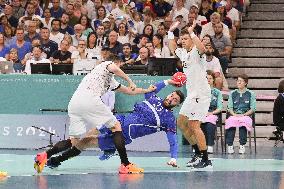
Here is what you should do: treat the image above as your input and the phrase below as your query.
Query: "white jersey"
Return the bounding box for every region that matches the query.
[175,46,210,98]
[74,61,120,97]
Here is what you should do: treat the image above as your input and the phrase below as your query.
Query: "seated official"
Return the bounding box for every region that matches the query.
[50,39,72,64]
[24,46,51,74]
[201,70,223,154]
[71,39,94,64]
[225,74,256,154]
[118,43,138,65]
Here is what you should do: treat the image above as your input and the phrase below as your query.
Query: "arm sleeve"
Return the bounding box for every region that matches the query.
[166,131,178,159]
[144,80,167,99]
[217,90,223,110]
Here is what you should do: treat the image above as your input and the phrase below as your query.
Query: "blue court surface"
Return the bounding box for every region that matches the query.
[0,147,284,189]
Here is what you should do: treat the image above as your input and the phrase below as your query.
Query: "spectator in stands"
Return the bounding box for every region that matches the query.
[60,12,75,35]
[107,30,123,55]
[153,0,172,19]
[142,24,154,41]
[41,8,54,30]
[117,22,131,44]
[226,0,241,42]
[152,34,171,58]
[65,3,79,27]
[183,12,202,37]
[86,32,101,60]
[119,43,138,65]
[199,0,214,22]
[92,5,107,30]
[22,39,47,66]
[212,22,232,73]
[72,24,87,47]
[157,24,169,47]
[111,0,127,19]
[50,39,72,64]
[200,12,230,39]
[201,70,223,154]
[3,4,18,28]
[50,0,64,19]
[203,42,227,90]
[145,41,156,58]
[0,15,15,34]
[73,0,88,18]
[24,20,41,43]
[50,19,64,45]
[7,48,23,72]
[11,0,25,20]
[40,27,58,59]
[0,33,9,58]
[101,17,112,37]
[138,10,156,35]
[24,46,51,74]
[3,25,14,47]
[30,0,43,16]
[95,24,107,48]
[225,74,256,154]
[132,34,149,54]
[134,46,149,65]
[171,0,189,23]
[9,27,32,61]
[33,15,44,33]
[71,39,94,63]
[79,15,93,37]
[19,3,35,26]
[63,34,77,53]
[216,1,233,32]
[273,80,284,133]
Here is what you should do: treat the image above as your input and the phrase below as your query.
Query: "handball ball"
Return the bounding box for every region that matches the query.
[172,72,186,87]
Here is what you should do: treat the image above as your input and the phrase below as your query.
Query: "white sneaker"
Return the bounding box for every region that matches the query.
[239,145,246,154]
[207,146,213,154]
[228,145,234,154]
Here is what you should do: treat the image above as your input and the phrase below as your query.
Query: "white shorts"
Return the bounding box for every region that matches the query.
[68,92,117,137]
[179,96,210,122]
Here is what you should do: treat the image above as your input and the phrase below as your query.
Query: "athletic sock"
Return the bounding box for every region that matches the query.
[56,146,81,163]
[113,131,130,166]
[201,150,208,161]
[46,139,72,159]
[192,144,201,155]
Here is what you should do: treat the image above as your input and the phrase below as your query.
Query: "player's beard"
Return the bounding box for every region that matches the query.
[163,99,175,110]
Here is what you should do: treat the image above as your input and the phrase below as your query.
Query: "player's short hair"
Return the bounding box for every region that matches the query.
[237,73,249,86]
[106,54,122,62]
[278,80,284,93]
[174,90,185,104]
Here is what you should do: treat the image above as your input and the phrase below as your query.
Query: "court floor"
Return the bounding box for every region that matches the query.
[0,146,284,189]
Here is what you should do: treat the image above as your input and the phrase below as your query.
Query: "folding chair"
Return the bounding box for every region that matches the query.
[224,112,256,154]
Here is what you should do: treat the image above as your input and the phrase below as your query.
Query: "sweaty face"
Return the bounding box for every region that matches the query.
[163,92,181,109]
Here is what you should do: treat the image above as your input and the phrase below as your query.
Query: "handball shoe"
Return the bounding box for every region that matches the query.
[119,163,144,174]
[34,152,47,173]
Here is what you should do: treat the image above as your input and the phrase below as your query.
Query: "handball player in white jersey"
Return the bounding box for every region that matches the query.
[168,20,212,169]
[34,54,155,174]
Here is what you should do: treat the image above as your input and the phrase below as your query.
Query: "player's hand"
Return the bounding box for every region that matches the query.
[169,21,180,32]
[167,158,178,167]
[188,20,196,34]
[168,79,180,86]
[128,81,136,91]
[147,85,157,92]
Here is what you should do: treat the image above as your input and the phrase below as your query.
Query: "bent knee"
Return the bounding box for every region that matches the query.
[177,115,188,130]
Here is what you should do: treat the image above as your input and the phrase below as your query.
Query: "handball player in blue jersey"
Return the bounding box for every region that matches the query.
[98,79,185,167]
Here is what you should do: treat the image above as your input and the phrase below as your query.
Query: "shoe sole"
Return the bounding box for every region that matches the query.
[34,159,47,173]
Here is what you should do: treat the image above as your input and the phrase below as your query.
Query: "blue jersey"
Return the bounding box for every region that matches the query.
[98,81,178,159]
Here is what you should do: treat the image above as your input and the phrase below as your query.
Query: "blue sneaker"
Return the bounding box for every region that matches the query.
[99,150,116,161]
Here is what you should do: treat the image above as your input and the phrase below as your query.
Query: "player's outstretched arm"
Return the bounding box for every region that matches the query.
[116,84,156,95]
[188,20,205,54]
[107,63,136,91]
[168,21,180,55]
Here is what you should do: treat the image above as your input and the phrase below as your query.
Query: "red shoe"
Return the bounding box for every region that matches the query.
[118,163,144,174]
[34,152,47,173]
